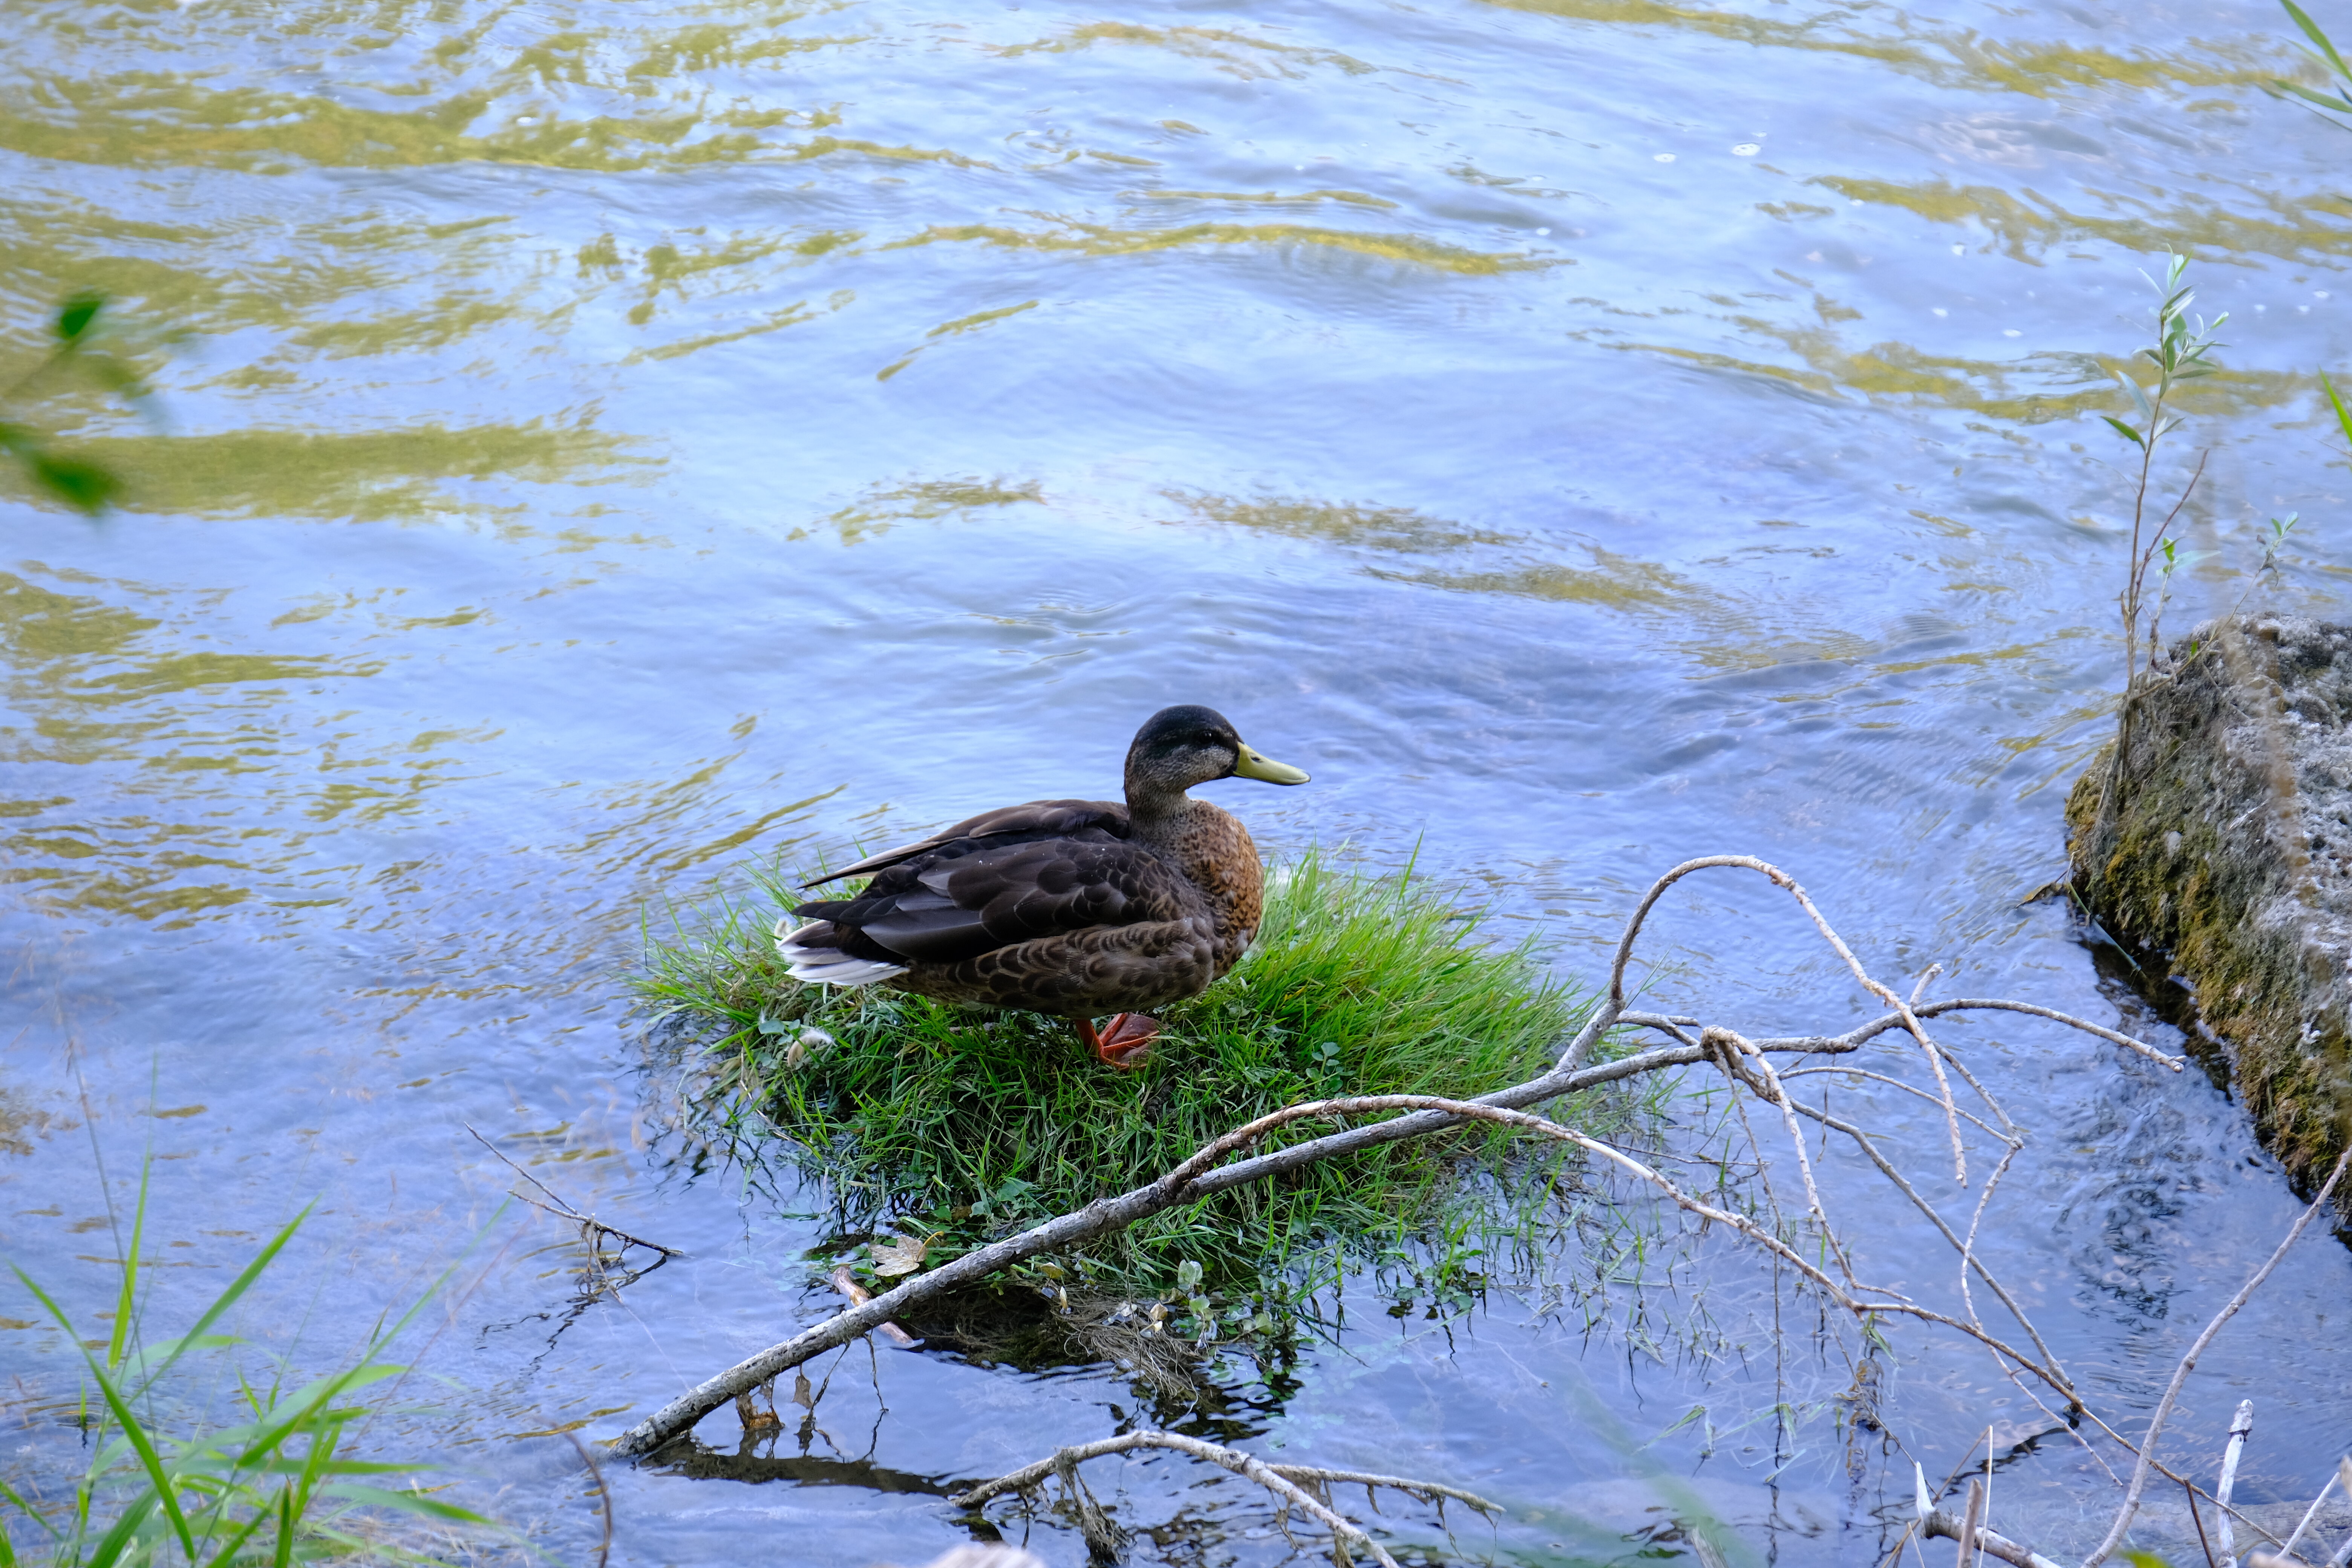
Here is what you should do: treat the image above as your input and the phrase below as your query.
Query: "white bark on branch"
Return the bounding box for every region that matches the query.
[948,1430,1498,1568]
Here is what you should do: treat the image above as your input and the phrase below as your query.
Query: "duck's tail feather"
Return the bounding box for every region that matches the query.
[774,917,909,986]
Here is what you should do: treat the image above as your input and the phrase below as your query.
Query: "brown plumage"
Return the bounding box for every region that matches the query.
[775,705,1309,1067]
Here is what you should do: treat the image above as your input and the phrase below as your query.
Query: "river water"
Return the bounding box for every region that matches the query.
[6,0,2352,1561]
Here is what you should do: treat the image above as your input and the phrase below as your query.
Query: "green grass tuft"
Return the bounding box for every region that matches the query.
[639,849,1599,1304]
[2,1177,497,1568]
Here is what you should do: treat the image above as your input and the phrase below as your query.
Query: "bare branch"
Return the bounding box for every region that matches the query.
[1918,1501,2064,1568]
[2217,1400,2254,1568]
[829,1264,919,1348]
[467,1125,686,1259]
[949,1431,1479,1568]
[1703,1027,1856,1286]
[2085,1145,2352,1567]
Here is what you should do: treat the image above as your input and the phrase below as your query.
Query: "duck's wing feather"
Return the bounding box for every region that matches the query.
[791,837,1193,966]
[800,798,1128,888]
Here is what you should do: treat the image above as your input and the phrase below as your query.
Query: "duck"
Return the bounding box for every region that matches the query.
[773,705,1311,1068]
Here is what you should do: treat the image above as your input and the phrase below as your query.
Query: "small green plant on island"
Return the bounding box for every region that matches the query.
[2100,250,2227,696]
[0,1174,495,1568]
[2,293,146,517]
[2089,251,2349,831]
[640,850,1615,1334]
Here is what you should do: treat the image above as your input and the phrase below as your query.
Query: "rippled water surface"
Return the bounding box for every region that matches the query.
[7,0,2352,1560]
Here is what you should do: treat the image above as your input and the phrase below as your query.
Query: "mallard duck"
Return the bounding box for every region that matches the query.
[774,705,1310,1067]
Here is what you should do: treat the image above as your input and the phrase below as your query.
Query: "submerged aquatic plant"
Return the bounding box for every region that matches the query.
[0,1176,495,1568]
[639,850,1603,1305]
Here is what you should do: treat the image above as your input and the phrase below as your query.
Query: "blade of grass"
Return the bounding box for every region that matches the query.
[13,1269,196,1560]
[126,1205,312,1398]
[2284,0,2352,78]
[2323,370,2352,447]
[0,1475,62,1542]
[107,1162,149,1373]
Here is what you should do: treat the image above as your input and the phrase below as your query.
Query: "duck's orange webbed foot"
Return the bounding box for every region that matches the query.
[1075,1014,1161,1069]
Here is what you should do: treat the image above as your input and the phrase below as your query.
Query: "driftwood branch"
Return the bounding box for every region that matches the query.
[829,1263,919,1347]
[951,1431,1472,1568]
[949,1430,1501,1567]
[1917,1494,2063,1567]
[2084,1144,2352,1567]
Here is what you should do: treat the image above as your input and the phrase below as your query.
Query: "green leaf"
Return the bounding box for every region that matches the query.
[11,1271,197,1559]
[81,1488,162,1568]
[129,1205,310,1398]
[271,1483,294,1568]
[2275,78,2352,112]
[2284,0,2352,80]
[2323,371,2352,449]
[322,1484,495,1525]
[194,1499,276,1568]
[2115,369,2153,421]
[0,1474,61,1541]
[56,292,104,344]
[2102,416,2145,447]
[30,455,122,514]
[110,1163,149,1370]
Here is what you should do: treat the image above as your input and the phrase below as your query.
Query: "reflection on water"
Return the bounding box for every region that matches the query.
[6,0,2352,1559]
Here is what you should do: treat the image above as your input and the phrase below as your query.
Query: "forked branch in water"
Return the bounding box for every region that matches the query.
[950,1430,1502,1568]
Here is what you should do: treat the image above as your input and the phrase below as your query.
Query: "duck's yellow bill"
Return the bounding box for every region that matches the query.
[1233,742,1311,785]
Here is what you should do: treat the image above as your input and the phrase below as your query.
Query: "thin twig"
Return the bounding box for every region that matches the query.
[1774,1065,2011,1142]
[951,1431,1462,1568]
[466,1125,685,1258]
[2085,1145,2352,1566]
[1958,1142,2022,1337]
[1263,1467,1500,1516]
[1605,856,1969,1181]
[565,1433,612,1568]
[2190,1474,2221,1568]
[1704,1027,1858,1288]
[1784,1099,2071,1395]
[2278,1464,2340,1561]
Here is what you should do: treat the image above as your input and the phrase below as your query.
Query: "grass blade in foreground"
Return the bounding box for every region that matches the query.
[0,1196,498,1567]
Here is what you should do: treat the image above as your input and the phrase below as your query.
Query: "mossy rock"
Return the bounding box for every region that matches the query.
[2066,615,2352,1205]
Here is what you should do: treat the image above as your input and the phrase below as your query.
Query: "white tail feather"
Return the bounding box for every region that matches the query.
[774,918,908,987]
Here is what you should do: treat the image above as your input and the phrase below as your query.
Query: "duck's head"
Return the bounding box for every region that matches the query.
[1124,704,1310,805]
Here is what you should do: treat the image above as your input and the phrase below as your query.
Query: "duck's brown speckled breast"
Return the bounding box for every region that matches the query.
[1168,799,1264,975]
